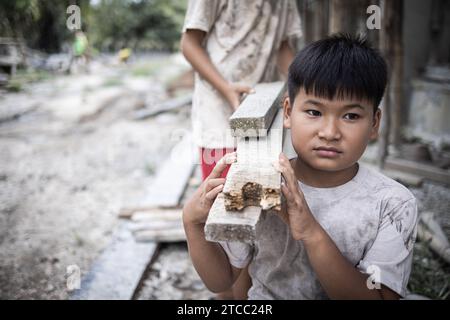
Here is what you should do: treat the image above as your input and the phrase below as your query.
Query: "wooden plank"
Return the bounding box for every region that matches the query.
[133,94,192,120]
[384,157,450,186]
[204,194,262,244]
[134,228,186,243]
[70,221,158,300]
[223,109,284,211]
[131,208,182,222]
[129,220,183,232]
[129,209,184,243]
[229,82,285,137]
[143,133,196,207]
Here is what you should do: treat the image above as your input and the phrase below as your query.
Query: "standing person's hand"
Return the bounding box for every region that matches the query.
[183,152,237,226]
[223,83,255,111]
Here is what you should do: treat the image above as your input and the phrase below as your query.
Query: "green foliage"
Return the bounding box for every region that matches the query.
[4,69,52,92]
[88,0,187,52]
[0,0,186,53]
[408,241,450,300]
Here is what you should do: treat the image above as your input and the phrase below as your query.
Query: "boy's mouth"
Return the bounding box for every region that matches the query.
[313,146,342,158]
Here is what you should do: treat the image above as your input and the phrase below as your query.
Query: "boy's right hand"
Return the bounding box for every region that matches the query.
[223,83,255,111]
[183,152,237,226]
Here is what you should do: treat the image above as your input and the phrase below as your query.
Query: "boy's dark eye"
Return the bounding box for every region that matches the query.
[306,110,321,117]
[344,113,360,120]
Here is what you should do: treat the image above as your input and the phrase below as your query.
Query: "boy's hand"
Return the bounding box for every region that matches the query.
[223,83,255,111]
[274,153,322,242]
[183,152,237,226]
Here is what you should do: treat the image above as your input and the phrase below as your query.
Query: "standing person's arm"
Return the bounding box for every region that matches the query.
[181,30,254,110]
[277,39,296,77]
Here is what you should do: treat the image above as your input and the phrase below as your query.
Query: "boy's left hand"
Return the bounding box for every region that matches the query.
[274,153,322,243]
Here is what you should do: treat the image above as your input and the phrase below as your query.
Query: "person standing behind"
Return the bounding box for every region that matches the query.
[180,0,302,299]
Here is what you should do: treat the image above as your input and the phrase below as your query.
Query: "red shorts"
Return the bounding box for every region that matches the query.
[200,147,236,181]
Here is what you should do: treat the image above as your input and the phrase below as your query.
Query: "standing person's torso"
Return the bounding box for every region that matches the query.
[183,0,302,148]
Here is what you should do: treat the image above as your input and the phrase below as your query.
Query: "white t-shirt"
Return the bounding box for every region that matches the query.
[182,0,302,148]
[220,164,418,299]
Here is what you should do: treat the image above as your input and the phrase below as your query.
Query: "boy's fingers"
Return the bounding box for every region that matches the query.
[281,183,294,204]
[208,152,237,179]
[278,153,298,194]
[204,178,226,193]
[278,202,290,225]
[205,184,224,201]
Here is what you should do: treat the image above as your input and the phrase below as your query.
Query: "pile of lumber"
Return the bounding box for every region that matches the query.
[205,82,286,244]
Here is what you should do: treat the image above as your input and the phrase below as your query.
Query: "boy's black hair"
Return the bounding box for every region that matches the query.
[287,33,387,111]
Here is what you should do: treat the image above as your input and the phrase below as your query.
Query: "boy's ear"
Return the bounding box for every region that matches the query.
[283,97,292,129]
[370,108,382,140]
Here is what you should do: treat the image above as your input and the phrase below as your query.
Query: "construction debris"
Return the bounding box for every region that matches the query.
[129,208,185,243]
[143,133,196,208]
[70,221,158,300]
[384,157,450,186]
[133,94,192,120]
[417,211,450,264]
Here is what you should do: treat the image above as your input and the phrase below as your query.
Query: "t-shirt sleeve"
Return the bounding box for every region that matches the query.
[182,0,223,33]
[219,241,254,269]
[283,0,303,40]
[357,197,418,297]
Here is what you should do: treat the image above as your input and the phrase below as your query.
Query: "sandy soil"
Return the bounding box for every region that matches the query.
[0,54,191,299]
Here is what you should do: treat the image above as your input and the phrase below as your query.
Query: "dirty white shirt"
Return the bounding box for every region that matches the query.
[182,0,302,148]
[220,164,419,299]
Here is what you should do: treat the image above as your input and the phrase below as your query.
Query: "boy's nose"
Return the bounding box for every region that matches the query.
[318,119,342,141]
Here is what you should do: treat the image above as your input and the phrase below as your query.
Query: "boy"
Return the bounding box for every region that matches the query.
[181,0,302,299]
[183,34,418,299]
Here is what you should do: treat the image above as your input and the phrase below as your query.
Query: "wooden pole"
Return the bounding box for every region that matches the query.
[377,0,404,168]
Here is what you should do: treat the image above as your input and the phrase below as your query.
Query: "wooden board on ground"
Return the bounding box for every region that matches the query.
[143,133,196,208]
[204,194,262,244]
[70,221,157,300]
[223,109,284,212]
[229,82,285,137]
[384,157,450,186]
[133,94,192,120]
[128,208,185,243]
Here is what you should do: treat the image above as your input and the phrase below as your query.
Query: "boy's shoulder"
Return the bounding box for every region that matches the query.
[358,163,417,213]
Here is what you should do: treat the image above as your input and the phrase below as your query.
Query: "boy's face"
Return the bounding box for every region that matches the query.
[283,88,381,172]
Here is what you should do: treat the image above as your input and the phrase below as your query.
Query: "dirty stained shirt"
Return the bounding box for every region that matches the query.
[220,164,419,299]
[182,0,302,148]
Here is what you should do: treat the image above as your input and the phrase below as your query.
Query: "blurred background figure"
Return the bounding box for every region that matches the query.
[118,47,132,64]
[70,30,90,73]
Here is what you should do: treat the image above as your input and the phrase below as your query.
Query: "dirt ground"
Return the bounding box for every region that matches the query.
[0,54,449,300]
[0,54,192,299]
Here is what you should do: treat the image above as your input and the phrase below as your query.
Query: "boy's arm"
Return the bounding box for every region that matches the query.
[277,40,296,77]
[184,221,242,292]
[180,29,254,110]
[301,229,401,299]
[182,152,243,292]
[276,153,400,300]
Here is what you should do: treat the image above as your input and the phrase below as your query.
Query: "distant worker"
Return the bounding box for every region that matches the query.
[71,31,90,73]
[118,47,132,64]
